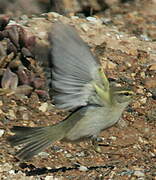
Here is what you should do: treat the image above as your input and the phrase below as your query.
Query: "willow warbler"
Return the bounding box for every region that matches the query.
[8,22,134,160]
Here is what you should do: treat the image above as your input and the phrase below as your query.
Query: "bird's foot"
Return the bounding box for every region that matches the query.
[91,137,103,153]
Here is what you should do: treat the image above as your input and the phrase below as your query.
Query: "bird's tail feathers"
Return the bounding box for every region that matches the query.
[8,124,65,160]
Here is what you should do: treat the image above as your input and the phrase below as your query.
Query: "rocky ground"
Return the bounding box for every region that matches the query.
[0,0,156,179]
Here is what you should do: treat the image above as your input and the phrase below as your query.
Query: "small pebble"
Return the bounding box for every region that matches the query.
[146,92,152,97]
[133,101,141,109]
[76,151,85,157]
[38,152,49,158]
[110,136,117,141]
[47,12,62,19]
[134,170,145,177]
[140,72,146,78]
[139,97,147,104]
[65,153,73,158]
[38,102,48,112]
[125,62,132,67]
[0,129,4,137]
[149,63,156,70]
[19,106,27,111]
[86,16,101,24]
[107,61,117,69]
[20,15,29,21]
[0,163,12,173]
[149,151,155,157]
[22,112,29,120]
[8,20,19,26]
[138,137,148,144]
[80,23,89,32]
[140,34,151,41]
[9,169,15,174]
[119,169,134,176]
[144,127,150,133]
[117,118,128,128]
[71,16,79,19]
[45,176,54,180]
[51,145,62,151]
[131,73,136,77]
[45,176,63,180]
[101,17,111,24]
[78,165,88,172]
[7,109,16,120]
[136,88,144,94]
[133,144,141,150]
[86,16,97,22]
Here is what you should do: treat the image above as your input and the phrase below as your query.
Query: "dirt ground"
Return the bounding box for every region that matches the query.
[0,0,156,179]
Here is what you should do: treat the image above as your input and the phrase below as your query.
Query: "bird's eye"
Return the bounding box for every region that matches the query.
[123,92,130,96]
[114,90,134,96]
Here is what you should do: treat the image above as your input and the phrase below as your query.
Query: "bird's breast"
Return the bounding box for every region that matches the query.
[65,105,124,141]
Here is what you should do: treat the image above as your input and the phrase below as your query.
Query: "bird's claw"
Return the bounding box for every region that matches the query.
[91,136,103,153]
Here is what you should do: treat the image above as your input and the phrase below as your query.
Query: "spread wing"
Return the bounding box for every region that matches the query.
[49,22,102,110]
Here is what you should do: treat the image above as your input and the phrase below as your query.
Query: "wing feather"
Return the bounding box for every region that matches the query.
[49,22,101,109]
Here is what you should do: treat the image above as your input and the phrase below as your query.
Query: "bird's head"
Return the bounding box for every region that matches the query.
[93,67,134,106]
[111,87,134,104]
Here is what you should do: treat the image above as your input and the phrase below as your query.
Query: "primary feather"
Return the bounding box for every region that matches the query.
[49,23,102,109]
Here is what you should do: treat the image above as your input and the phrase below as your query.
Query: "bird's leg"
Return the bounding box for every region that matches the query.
[91,136,103,153]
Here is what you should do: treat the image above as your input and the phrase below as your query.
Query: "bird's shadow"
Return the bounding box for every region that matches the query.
[19,162,115,176]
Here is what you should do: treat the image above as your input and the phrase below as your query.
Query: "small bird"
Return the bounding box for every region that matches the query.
[8,22,134,161]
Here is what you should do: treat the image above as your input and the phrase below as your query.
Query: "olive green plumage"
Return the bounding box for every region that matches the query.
[8,22,134,160]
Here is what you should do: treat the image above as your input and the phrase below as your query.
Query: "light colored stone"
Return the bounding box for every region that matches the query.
[140,72,146,78]
[80,23,89,32]
[46,12,62,19]
[9,169,15,174]
[110,136,117,141]
[45,176,54,180]
[136,87,144,94]
[22,112,29,120]
[102,60,117,69]
[139,97,147,104]
[86,16,97,22]
[38,152,49,158]
[138,137,148,144]
[149,63,156,70]
[78,165,88,172]
[0,163,12,173]
[38,102,48,112]
[134,170,145,177]
[45,176,63,180]
[76,151,85,157]
[65,153,72,158]
[7,109,16,120]
[0,129,4,137]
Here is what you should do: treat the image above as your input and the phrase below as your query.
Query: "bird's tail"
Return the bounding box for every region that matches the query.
[7,123,66,161]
